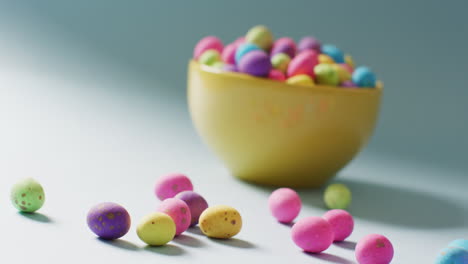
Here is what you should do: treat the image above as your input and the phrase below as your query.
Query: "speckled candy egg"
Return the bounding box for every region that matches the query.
[356,234,394,264]
[270,37,296,58]
[154,173,193,201]
[238,50,272,77]
[324,183,352,209]
[449,239,468,250]
[352,66,377,88]
[333,64,352,83]
[298,36,321,53]
[323,209,354,242]
[287,50,319,78]
[175,191,209,226]
[321,44,345,63]
[87,202,131,240]
[157,198,191,236]
[286,74,315,86]
[245,25,273,50]
[235,43,261,64]
[314,63,340,86]
[436,246,468,264]
[137,212,176,246]
[193,36,223,60]
[199,205,242,239]
[11,178,45,213]
[198,49,221,66]
[291,216,334,253]
[271,53,291,74]
[268,188,302,223]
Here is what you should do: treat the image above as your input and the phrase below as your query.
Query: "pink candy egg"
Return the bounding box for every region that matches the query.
[291,216,334,253]
[268,188,301,223]
[355,234,394,264]
[157,198,191,236]
[323,209,354,242]
[287,50,319,78]
[193,36,223,60]
[154,173,193,201]
[268,69,286,82]
[222,43,238,64]
[271,37,296,58]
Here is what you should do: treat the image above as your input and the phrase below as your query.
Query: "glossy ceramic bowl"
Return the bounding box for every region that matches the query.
[188,61,382,187]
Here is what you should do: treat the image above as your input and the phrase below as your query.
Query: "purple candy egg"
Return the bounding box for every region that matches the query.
[298,36,321,53]
[341,80,357,88]
[223,64,238,72]
[87,202,131,240]
[238,50,271,77]
[175,191,209,226]
[271,37,296,58]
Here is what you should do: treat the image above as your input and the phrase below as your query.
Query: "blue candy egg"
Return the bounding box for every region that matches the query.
[435,246,468,264]
[449,239,468,251]
[321,44,344,63]
[235,43,261,64]
[352,66,377,88]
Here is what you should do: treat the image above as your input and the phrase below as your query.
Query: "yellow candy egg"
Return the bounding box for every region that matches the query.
[199,205,242,239]
[318,54,335,64]
[286,74,315,86]
[344,54,355,68]
[332,64,352,82]
[137,212,176,246]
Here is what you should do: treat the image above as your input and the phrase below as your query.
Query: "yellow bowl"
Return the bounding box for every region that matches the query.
[187,61,382,188]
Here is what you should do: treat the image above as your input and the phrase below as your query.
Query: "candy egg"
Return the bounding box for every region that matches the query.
[223,64,238,72]
[222,43,237,64]
[157,198,191,236]
[245,25,273,50]
[271,53,291,74]
[268,69,286,82]
[345,54,355,68]
[198,49,221,66]
[332,64,352,83]
[298,36,321,52]
[270,37,296,58]
[318,54,335,64]
[137,212,176,246]
[268,188,301,223]
[287,50,319,78]
[154,173,193,201]
[11,178,45,213]
[352,66,377,88]
[339,63,354,74]
[238,50,271,77]
[211,61,225,70]
[314,63,340,86]
[435,246,468,264]
[199,205,242,239]
[323,183,352,209]
[235,43,261,64]
[291,216,334,253]
[355,234,394,264]
[193,36,223,60]
[321,44,345,63]
[175,191,209,226]
[87,202,131,240]
[449,239,468,250]
[286,74,315,86]
[323,209,354,242]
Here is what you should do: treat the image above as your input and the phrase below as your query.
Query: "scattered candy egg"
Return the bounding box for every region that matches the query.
[199,205,242,239]
[87,202,131,240]
[223,64,238,72]
[341,80,357,88]
[286,74,315,86]
[355,234,394,264]
[314,63,340,86]
[323,209,354,242]
[435,246,468,264]
[298,36,321,52]
[321,44,345,63]
[245,25,273,50]
[235,43,261,64]
[318,54,335,64]
[332,64,352,83]
[222,43,237,64]
[271,37,296,58]
[271,53,291,74]
[324,183,352,209]
[449,239,468,250]
[193,36,223,60]
[198,49,221,66]
[137,212,176,246]
[345,54,355,68]
[175,191,209,226]
[11,178,45,213]
[291,216,334,253]
[352,66,377,88]
[238,50,272,77]
[268,188,301,223]
[157,198,191,236]
[154,173,193,201]
[268,69,286,81]
[287,50,319,78]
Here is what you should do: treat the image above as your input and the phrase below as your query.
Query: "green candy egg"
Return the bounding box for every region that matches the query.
[198,49,221,66]
[271,53,291,74]
[246,25,273,50]
[323,183,351,209]
[11,178,45,213]
[314,63,340,86]
[211,61,225,70]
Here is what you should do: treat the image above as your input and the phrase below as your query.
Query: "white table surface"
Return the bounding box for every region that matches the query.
[0,28,467,264]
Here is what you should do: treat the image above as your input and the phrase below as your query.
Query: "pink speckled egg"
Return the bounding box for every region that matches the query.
[157,198,191,236]
[287,50,319,78]
[268,69,286,82]
[193,36,223,60]
[222,43,238,64]
[268,188,301,223]
[291,216,334,253]
[154,173,193,201]
[355,234,394,264]
[323,209,354,242]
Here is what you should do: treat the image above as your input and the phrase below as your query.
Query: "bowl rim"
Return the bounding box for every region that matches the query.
[189,60,383,93]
